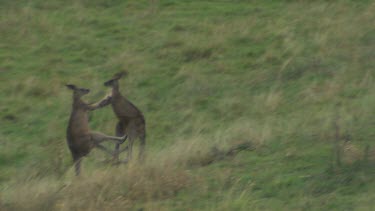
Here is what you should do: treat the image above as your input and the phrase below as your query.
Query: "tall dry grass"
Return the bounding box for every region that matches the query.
[1,127,260,210]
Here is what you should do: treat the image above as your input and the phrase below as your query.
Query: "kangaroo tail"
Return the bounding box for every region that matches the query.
[139,131,146,162]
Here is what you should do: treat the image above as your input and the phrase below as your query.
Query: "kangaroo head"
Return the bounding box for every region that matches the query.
[104,71,128,87]
[66,84,90,97]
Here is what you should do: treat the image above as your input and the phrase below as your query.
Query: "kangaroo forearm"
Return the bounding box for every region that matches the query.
[87,94,112,110]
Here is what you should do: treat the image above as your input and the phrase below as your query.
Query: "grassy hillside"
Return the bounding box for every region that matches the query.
[0,0,374,210]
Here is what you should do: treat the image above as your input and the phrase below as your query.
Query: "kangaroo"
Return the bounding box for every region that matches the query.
[66,84,127,175]
[102,72,146,163]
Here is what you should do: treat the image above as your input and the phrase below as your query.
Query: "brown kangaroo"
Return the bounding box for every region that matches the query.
[102,72,146,163]
[66,84,127,175]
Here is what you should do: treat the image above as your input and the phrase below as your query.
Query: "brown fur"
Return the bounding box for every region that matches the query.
[103,72,146,163]
[66,84,127,175]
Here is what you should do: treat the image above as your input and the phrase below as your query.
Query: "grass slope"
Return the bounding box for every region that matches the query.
[0,0,374,210]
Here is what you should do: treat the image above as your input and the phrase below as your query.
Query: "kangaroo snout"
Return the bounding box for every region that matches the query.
[104,80,113,87]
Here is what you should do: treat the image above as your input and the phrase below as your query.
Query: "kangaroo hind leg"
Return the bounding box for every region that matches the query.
[123,124,138,163]
[90,131,127,145]
[114,122,126,162]
[95,144,117,157]
[123,137,134,164]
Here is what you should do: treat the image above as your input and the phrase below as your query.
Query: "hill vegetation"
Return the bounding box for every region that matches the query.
[0,0,374,210]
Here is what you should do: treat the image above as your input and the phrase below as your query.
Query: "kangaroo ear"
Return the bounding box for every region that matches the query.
[65,84,76,90]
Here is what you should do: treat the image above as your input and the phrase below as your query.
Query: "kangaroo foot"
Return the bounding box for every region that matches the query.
[119,135,128,144]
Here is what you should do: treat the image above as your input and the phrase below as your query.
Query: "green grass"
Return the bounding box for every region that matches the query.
[1,0,374,210]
